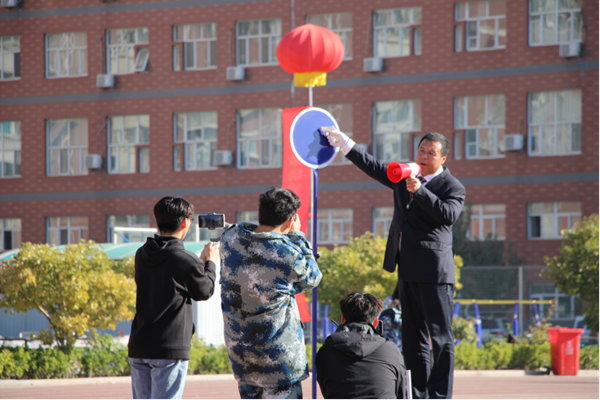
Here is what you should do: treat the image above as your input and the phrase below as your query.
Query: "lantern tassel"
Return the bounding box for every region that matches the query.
[294,72,327,88]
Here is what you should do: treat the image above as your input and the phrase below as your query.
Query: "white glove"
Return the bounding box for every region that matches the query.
[320,127,350,148]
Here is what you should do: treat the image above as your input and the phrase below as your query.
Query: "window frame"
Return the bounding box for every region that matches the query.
[528,0,583,46]
[306,13,353,60]
[173,23,218,71]
[174,111,218,171]
[373,7,422,58]
[455,1,507,52]
[236,108,282,169]
[47,216,89,245]
[527,89,582,156]
[236,19,281,67]
[0,121,21,178]
[316,208,353,245]
[0,218,21,251]
[373,99,422,163]
[467,204,506,240]
[0,35,20,81]
[106,214,151,243]
[373,207,394,239]
[528,201,582,239]
[106,27,149,75]
[107,115,150,175]
[45,31,88,79]
[46,118,88,177]
[454,94,506,159]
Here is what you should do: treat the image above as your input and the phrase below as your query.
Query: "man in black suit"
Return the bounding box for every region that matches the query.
[321,129,465,399]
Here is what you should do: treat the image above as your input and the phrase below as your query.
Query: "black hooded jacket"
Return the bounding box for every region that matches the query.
[316,322,406,399]
[128,235,216,360]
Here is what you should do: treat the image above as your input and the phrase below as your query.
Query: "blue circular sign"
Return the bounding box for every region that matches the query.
[290,108,340,169]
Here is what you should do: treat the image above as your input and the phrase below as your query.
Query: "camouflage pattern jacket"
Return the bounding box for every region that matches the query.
[220,222,322,388]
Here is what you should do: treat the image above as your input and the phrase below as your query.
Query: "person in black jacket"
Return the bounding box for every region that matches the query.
[322,128,465,399]
[316,292,406,399]
[128,196,219,399]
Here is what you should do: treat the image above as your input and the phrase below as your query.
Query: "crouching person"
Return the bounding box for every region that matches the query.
[220,187,322,399]
[316,292,407,399]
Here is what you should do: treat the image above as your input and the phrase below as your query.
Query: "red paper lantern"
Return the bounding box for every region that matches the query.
[277,24,344,87]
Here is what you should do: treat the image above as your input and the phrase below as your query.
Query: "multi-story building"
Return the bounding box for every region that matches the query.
[1,0,598,326]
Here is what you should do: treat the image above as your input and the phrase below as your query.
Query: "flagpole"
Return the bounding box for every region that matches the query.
[311,167,318,400]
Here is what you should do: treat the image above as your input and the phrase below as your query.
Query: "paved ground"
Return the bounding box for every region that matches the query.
[0,371,598,399]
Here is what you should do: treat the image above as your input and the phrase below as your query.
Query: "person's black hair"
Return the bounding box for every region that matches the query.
[258,187,301,227]
[418,132,450,157]
[153,196,194,234]
[339,292,384,324]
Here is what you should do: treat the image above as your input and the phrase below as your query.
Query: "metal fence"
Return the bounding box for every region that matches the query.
[456,265,583,335]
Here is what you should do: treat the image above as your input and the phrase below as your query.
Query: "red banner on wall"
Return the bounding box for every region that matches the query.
[282,106,312,322]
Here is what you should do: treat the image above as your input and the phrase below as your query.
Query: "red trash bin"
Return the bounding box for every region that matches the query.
[548,327,584,375]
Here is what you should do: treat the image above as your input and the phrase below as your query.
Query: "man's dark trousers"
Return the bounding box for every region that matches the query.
[401,280,454,399]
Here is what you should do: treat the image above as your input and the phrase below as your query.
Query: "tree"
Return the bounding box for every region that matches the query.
[545,214,599,332]
[313,233,463,322]
[0,241,136,347]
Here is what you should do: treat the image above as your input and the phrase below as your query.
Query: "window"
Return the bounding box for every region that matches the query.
[173,23,217,71]
[373,7,422,57]
[185,213,224,242]
[107,214,150,243]
[0,36,20,80]
[453,132,462,159]
[108,115,150,174]
[528,89,581,156]
[373,100,421,162]
[237,108,282,169]
[468,204,506,240]
[46,32,87,78]
[237,19,281,66]
[47,216,88,245]
[412,134,421,160]
[46,118,88,176]
[307,13,353,59]
[317,208,353,244]
[529,0,582,46]
[373,207,393,239]
[455,1,506,51]
[174,112,217,170]
[455,94,505,158]
[237,211,259,225]
[0,121,21,178]
[315,103,353,165]
[0,218,21,251]
[107,28,149,75]
[529,202,581,239]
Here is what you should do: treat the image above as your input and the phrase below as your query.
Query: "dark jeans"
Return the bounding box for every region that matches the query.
[400,280,454,399]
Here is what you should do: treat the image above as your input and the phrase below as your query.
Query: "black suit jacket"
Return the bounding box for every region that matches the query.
[346,146,465,284]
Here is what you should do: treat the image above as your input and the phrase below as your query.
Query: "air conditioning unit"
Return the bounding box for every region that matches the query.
[504,134,524,151]
[363,57,383,73]
[96,74,115,89]
[559,42,580,58]
[226,66,244,82]
[213,150,233,166]
[1,0,19,8]
[85,154,103,169]
[355,143,369,153]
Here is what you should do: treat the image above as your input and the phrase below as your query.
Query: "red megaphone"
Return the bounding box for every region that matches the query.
[386,162,421,183]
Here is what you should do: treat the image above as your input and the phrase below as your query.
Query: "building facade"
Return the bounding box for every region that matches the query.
[1,0,598,323]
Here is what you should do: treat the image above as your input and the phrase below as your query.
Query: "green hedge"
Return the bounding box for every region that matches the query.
[1,333,596,379]
[0,333,231,380]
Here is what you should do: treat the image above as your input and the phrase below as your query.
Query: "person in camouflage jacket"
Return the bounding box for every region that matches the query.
[220,187,322,399]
